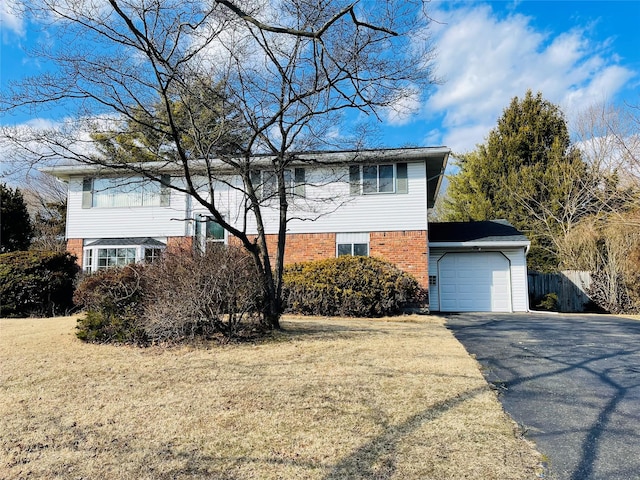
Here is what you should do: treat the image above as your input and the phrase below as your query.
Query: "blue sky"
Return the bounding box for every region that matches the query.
[1,0,639,162]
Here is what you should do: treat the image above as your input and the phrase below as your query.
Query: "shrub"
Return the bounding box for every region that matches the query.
[74,264,147,344]
[587,270,639,315]
[0,183,33,253]
[74,246,263,345]
[0,250,79,317]
[282,256,421,317]
[535,292,559,312]
[141,245,263,343]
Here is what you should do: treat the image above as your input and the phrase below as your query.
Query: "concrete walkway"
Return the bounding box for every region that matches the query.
[445,313,640,480]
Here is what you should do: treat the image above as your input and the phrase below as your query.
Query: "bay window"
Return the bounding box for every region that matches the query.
[82,238,166,273]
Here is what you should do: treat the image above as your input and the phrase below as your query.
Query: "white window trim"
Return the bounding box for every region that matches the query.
[82,175,171,209]
[194,214,227,251]
[336,232,370,257]
[350,163,407,195]
[83,244,165,273]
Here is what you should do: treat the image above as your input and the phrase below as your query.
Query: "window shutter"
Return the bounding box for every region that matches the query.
[349,166,361,195]
[250,170,262,198]
[294,167,305,197]
[160,174,171,206]
[396,163,408,194]
[82,178,93,208]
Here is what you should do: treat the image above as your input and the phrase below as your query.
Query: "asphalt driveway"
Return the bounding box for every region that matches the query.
[445,313,640,480]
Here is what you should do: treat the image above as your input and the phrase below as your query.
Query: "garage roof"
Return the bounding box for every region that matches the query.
[429,219,530,246]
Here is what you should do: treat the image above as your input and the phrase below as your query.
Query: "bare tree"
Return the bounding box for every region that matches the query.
[510,157,635,270]
[506,100,640,272]
[573,102,640,189]
[1,0,437,328]
[22,173,68,252]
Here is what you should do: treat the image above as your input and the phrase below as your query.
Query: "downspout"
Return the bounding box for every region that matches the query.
[426,169,447,314]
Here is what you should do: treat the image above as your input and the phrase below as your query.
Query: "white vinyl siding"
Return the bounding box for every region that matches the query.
[507,248,529,312]
[67,177,187,239]
[66,161,427,240]
[245,162,427,234]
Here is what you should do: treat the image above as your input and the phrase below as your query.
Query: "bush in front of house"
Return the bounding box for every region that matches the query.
[74,246,263,344]
[74,264,147,344]
[0,250,80,317]
[282,256,422,317]
[140,245,263,343]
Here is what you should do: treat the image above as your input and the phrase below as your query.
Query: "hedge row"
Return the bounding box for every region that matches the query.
[0,250,80,317]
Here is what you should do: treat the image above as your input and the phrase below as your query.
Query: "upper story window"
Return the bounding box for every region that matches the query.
[82,175,170,208]
[364,165,394,193]
[349,163,408,195]
[250,168,305,200]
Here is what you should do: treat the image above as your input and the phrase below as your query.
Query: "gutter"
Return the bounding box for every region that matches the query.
[429,241,531,250]
[40,147,452,181]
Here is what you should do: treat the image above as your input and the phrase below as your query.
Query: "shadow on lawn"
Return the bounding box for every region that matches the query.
[322,386,488,480]
[145,385,489,480]
[445,313,640,480]
[275,317,412,343]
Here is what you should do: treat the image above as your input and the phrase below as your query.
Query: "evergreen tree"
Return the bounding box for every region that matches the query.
[1,183,34,253]
[445,91,589,271]
[91,78,248,163]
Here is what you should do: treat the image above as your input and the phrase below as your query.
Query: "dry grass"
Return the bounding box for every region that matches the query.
[0,315,541,479]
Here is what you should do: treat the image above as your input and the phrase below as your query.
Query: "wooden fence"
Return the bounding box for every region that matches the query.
[528,270,593,313]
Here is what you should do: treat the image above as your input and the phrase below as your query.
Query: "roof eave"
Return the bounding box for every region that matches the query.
[40,147,452,181]
[429,241,531,249]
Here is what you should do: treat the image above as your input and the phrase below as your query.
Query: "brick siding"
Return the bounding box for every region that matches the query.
[66,238,83,267]
[370,231,428,287]
[229,233,336,265]
[72,230,429,287]
[167,236,193,253]
[231,230,428,288]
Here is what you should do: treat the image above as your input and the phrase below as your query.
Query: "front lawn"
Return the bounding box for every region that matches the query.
[0,315,541,479]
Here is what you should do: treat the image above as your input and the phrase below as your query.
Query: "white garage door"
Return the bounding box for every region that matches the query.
[438,252,512,312]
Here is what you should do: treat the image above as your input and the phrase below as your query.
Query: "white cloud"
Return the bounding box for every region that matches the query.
[0,115,114,186]
[384,88,422,126]
[418,2,636,153]
[1,0,25,38]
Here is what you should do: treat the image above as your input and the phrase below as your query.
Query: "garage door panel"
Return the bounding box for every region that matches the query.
[438,252,511,312]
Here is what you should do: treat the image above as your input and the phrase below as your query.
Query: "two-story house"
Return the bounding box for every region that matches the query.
[43,147,530,312]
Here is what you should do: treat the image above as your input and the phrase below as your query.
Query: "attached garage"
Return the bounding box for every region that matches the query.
[428,220,530,313]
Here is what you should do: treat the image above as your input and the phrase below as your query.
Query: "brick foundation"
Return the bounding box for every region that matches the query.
[370,231,428,287]
[232,230,428,288]
[70,230,429,288]
[67,238,83,267]
[167,236,193,253]
[229,233,337,265]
